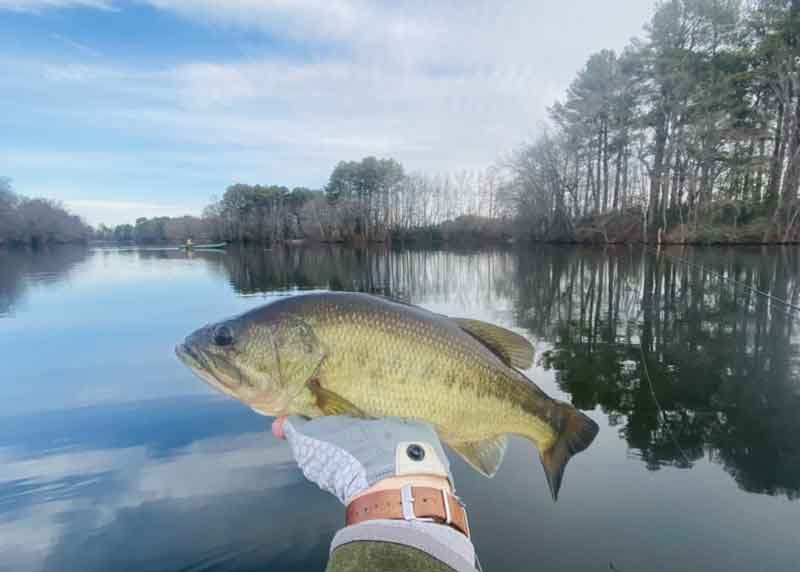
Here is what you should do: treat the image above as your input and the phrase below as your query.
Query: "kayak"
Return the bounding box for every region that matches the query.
[179,243,227,250]
[113,243,228,252]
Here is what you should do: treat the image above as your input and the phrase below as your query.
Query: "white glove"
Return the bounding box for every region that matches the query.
[281,415,453,504]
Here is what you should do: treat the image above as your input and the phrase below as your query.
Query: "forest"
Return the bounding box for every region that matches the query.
[88,157,508,246]
[2,0,799,247]
[513,0,800,243]
[0,177,91,247]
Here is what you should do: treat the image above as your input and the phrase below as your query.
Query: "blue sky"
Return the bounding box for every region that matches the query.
[1,0,656,225]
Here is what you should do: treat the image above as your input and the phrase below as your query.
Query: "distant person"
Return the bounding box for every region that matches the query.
[272,415,478,572]
[185,237,193,248]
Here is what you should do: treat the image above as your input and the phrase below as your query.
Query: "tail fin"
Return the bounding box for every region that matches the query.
[539,404,599,501]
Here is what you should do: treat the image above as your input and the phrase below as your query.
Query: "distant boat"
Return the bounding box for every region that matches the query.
[113,242,228,253]
[178,242,227,250]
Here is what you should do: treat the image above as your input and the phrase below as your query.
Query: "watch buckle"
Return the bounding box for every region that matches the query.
[400,484,417,520]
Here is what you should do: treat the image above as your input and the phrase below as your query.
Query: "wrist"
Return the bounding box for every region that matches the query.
[348,475,452,504]
[345,477,470,539]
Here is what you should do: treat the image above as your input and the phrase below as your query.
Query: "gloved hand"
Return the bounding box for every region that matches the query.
[273,415,453,505]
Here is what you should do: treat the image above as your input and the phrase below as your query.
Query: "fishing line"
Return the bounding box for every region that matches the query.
[647,245,800,313]
[638,341,693,469]
[597,250,697,467]
[564,251,694,467]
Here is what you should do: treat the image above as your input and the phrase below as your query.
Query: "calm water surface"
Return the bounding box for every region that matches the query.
[1,245,799,571]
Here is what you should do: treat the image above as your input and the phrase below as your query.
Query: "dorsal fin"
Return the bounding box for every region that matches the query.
[362,292,414,306]
[452,318,534,369]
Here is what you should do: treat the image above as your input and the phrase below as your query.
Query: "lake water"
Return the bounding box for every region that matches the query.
[1,244,799,571]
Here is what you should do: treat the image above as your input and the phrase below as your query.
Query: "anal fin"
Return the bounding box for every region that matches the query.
[447,435,508,478]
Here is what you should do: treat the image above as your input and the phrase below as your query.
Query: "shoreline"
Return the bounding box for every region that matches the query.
[6,236,800,250]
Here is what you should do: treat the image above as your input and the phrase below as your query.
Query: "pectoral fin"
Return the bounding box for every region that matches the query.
[452,318,534,369]
[447,435,508,478]
[308,379,367,417]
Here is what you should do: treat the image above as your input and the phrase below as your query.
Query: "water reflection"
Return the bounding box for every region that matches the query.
[521,247,800,499]
[2,245,800,572]
[0,397,339,572]
[206,245,800,498]
[217,245,517,307]
[0,246,89,317]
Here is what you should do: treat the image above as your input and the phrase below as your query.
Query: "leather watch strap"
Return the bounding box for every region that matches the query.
[346,486,469,538]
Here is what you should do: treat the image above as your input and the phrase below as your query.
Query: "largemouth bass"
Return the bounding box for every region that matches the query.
[176,292,598,499]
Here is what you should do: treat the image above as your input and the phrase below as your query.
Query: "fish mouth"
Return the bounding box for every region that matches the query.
[175,341,242,399]
[175,342,219,387]
[175,342,205,371]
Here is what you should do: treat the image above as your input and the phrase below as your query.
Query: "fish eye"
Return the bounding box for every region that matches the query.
[213,325,234,347]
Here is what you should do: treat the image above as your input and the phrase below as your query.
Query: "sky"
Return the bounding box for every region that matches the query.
[0,0,657,226]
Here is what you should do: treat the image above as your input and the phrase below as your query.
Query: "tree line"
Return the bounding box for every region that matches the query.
[91,157,510,245]
[196,157,509,245]
[0,178,91,247]
[506,0,800,242]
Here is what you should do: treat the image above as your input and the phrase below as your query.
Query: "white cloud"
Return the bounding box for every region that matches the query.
[0,0,115,12]
[17,55,558,168]
[141,1,652,75]
[1,1,657,224]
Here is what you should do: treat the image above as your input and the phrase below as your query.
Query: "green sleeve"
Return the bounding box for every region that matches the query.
[326,540,457,572]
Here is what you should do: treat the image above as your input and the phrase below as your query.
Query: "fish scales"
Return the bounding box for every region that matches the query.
[298,297,541,442]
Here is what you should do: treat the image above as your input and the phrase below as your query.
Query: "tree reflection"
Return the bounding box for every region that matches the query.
[219,245,517,309]
[0,246,89,317]
[524,247,800,499]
